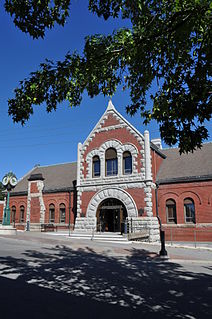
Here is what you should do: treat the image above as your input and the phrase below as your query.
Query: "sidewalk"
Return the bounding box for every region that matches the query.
[0,230,211,264]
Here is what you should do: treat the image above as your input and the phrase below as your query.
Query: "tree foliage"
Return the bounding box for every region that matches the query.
[5,0,212,153]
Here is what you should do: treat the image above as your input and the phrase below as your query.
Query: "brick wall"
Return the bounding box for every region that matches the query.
[10,195,27,227]
[43,192,75,225]
[8,191,76,229]
[151,149,164,182]
[0,201,4,222]
[163,226,212,242]
[82,127,144,178]
[158,180,212,241]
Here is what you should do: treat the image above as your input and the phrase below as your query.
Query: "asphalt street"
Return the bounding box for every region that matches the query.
[0,232,211,319]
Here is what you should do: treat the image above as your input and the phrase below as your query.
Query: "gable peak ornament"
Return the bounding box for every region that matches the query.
[107,99,115,111]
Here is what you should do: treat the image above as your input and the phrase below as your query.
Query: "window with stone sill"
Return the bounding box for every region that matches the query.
[49,203,55,223]
[92,155,100,177]
[20,205,25,223]
[184,198,196,223]
[166,199,177,223]
[105,148,118,176]
[123,151,132,175]
[59,203,66,223]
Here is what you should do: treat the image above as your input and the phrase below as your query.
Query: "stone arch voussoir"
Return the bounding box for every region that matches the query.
[86,187,138,218]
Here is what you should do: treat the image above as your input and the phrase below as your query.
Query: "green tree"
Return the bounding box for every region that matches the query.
[5,0,212,153]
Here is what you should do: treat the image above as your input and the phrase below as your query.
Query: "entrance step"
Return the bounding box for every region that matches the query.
[71,232,128,242]
[48,231,129,242]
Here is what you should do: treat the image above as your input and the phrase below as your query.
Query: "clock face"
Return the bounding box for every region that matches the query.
[2,176,9,186]
[10,176,17,187]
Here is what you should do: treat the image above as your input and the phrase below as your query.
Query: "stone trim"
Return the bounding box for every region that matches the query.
[76,188,82,217]
[26,180,45,228]
[85,140,139,180]
[86,187,138,218]
[79,181,146,192]
[144,130,152,181]
[80,102,145,158]
[127,217,160,242]
[144,182,154,217]
[77,143,82,187]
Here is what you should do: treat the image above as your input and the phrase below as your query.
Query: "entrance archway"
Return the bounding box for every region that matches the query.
[96,198,127,233]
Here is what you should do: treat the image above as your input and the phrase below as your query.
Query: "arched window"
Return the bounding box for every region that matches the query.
[123,151,132,174]
[20,206,25,223]
[49,204,55,223]
[93,155,100,177]
[166,199,177,223]
[11,206,16,223]
[59,203,66,223]
[184,198,195,223]
[105,148,118,176]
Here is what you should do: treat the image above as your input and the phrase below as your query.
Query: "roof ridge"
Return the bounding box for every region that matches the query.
[35,161,77,169]
[162,141,212,151]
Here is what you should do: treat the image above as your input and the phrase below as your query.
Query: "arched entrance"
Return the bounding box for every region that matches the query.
[96,198,127,233]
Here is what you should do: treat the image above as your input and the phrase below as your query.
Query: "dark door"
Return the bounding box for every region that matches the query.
[97,198,127,233]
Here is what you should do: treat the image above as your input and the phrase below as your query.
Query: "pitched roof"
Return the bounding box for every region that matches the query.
[11,162,77,195]
[156,142,212,184]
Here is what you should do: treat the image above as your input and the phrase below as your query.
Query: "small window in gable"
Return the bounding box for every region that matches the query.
[166,199,177,223]
[93,155,100,177]
[184,198,195,223]
[123,151,132,174]
[105,148,118,176]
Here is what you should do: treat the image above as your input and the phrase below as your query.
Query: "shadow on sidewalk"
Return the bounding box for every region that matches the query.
[0,245,211,318]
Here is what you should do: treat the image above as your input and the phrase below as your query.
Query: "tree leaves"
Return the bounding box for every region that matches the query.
[4,0,71,38]
[5,0,212,153]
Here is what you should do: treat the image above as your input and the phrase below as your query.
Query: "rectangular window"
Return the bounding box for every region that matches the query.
[49,209,55,223]
[106,158,118,176]
[60,209,66,223]
[124,157,132,174]
[167,205,176,223]
[184,204,195,223]
[93,160,100,177]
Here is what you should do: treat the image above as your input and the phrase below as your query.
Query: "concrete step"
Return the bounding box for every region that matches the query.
[49,231,128,242]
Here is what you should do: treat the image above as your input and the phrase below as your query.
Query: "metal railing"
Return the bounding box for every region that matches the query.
[165,227,212,248]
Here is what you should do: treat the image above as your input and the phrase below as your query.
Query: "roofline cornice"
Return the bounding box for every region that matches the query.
[157,174,212,185]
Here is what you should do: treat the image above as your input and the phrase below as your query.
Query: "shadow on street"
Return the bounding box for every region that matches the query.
[0,245,211,318]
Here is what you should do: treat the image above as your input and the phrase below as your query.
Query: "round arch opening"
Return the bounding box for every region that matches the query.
[96,198,127,233]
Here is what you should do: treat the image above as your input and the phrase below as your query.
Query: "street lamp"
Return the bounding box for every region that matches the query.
[2,172,17,226]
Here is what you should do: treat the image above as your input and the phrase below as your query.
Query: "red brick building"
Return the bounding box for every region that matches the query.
[0,101,211,241]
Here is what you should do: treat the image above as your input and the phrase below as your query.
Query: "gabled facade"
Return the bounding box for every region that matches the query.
[0,101,212,242]
[74,100,164,241]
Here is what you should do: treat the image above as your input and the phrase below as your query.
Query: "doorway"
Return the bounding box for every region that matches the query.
[96,198,127,233]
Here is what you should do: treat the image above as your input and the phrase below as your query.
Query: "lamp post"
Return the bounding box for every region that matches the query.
[2,172,17,226]
[155,183,168,257]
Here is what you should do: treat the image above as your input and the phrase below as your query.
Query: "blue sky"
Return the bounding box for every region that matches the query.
[0,1,211,180]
